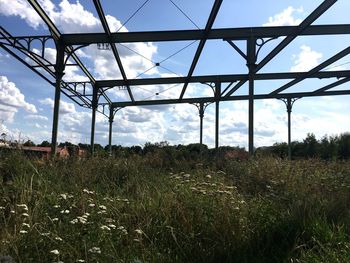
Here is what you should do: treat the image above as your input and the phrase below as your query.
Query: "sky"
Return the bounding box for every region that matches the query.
[0,0,349,149]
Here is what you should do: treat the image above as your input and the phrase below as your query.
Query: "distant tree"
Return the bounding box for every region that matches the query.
[338,133,350,159]
[38,140,51,147]
[23,140,35,147]
[303,133,319,158]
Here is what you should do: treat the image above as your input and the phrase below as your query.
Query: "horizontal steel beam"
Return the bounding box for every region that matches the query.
[96,70,350,87]
[62,24,350,45]
[112,89,350,107]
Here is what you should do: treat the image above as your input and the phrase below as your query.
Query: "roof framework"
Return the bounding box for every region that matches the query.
[0,0,349,157]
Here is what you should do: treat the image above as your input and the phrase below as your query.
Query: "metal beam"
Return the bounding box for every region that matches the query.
[256,0,337,72]
[215,82,221,149]
[108,107,114,156]
[112,89,350,108]
[96,70,350,87]
[61,24,350,45]
[90,86,98,155]
[271,46,350,95]
[179,0,223,99]
[92,0,134,102]
[312,77,350,94]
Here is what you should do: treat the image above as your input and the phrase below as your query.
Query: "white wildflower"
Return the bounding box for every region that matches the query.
[19,230,28,234]
[52,218,59,222]
[53,205,60,208]
[0,206,5,210]
[17,204,28,210]
[41,232,50,236]
[10,210,15,214]
[108,224,116,229]
[22,223,30,228]
[70,219,78,224]
[83,189,94,195]
[59,194,67,200]
[76,260,85,262]
[135,229,143,235]
[99,205,107,210]
[60,209,70,214]
[100,225,111,231]
[21,213,29,217]
[88,247,101,254]
[88,203,95,207]
[183,174,191,178]
[55,236,63,241]
[97,210,106,214]
[77,217,87,224]
[50,249,60,255]
[105,218,115,223]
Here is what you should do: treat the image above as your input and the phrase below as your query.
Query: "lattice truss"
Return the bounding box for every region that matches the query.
[0,0,349,154]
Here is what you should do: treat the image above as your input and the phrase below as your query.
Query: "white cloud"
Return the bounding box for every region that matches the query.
[290,45,323,72]
[263,6,304,27]
[27,114,49,121]
[0,76,37,122]
[39,97,76,114]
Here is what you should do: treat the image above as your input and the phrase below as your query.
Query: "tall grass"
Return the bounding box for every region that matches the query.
[1,152,350,262]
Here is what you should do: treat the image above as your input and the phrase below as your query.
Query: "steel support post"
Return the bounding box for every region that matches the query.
[90,86,98,155]
[215,82,221,149]
[247,38,256,156]
[286,98,292,160]
[199,102,204,145]
[51,41,65,156]
[108,106,114,156]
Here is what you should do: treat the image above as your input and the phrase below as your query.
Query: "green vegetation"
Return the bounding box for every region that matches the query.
[1,151,350,262]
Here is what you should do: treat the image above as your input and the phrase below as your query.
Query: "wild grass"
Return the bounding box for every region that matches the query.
[1,152,350,262]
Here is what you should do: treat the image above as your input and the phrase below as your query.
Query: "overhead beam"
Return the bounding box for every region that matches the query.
[256,0,337,72]
[92,0,134,102]
[61,24,350,45]
[271,46,350,95]
[111,89,350,107]
[96,70,350,87]
[179,0,223,99]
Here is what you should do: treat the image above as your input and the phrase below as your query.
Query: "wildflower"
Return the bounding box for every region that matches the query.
[60,209,70,214]
[52,218,59,222]
[41,232,50,236]
[0,206,4,210]
[99,205,107,210]
[133,238,141,242]
[105,218,115,223]
[88,247,101,254]
[22,223,30,228]
[70,219,78,224]
[108,224,116,229]
[53,205,60,208]
[97,210,106,214]
[135,229,143,235]
[183,174,191,178]
[50,249,60,255]
[17,204,28,210]
[206,174,212,179]
[55,236,63,241]
[100,225,111,231]
[117,226,128,235]
[21,213,29,217]
[76,260,85,262]
[19,230,28,234]
[59,194,67,200]
[77,216,87,224]
[88,203,95,207]
[83,189,94,194]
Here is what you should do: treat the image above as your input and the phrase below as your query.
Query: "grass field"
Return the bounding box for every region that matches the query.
[1,152,350,262]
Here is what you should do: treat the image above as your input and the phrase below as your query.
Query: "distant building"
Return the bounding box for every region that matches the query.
[21,146,70,159]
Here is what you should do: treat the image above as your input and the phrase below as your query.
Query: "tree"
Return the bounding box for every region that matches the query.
[23,140,35,147]
[38,140,51,147]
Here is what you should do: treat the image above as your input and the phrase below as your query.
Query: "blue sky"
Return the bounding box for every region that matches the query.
[0,0,349,148]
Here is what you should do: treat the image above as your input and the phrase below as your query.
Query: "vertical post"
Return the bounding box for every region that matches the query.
[286,98,292,160]
[90,85,98,155]
[247,37,256,156]
[199,102,204,145]
[215,82,221,149]
[108,106,114,156]
[51,40,65,157]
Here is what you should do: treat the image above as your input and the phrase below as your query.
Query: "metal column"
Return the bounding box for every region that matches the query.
[90,85,98,155]
[108,106,114,156]
[215,82,221,149]
[51,41,65,156]
[286,98,292,160]
[247,38,257,156]
[199,102,204,145]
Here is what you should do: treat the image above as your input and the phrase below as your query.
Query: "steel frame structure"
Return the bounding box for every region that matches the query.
[1,0,350,157]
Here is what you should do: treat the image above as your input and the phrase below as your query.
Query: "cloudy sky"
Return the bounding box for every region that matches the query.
[0,0,349,148]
